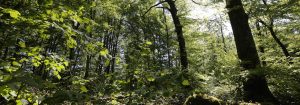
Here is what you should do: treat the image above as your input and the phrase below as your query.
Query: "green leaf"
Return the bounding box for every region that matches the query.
[9,90,17,97]
[6,9,21,19]
[63,61,69,66]
[53,70,61,79]
[18,41,26,48]
[100,49,109,56]
[182,80,190,86]
[111,100,118,105]
[33,63,39,67]
[46,0,53,6]
[86,25,92,33]
[147,76,155,82]
[19,58,28,63]
[66,38,77,48]
[33,101,39,105]
[12,61,21,67]
[79,6,84,11]
[91,2,96,7]
[16,100,22,105]
[103,22,110,29]
[80,85,88,93]
[104,59,110,66]
[145,41,152,45]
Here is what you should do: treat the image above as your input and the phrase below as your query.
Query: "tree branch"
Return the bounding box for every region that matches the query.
[257,19,268,27]
[156,7,170,11]
[142,1,167,17]
[262,0,267,5]
[191,0,201,5]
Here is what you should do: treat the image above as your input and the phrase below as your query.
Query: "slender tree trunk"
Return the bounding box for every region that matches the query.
[84,55,91,79]
[268,26,290,57]
[256,21,267,66]
[220,23,227,52]
[226,0,278,103]
[85,8,96,78]
[163,7,172,68]
[259,20,290,57]
[166,0,188,70]
[110,39,116,73]
[260,0,290,58]
[69,23,79,72]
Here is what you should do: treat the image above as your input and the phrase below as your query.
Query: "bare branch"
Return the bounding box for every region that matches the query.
[191,0,201,5]
[262,0,267,5]
[257,19,267,26]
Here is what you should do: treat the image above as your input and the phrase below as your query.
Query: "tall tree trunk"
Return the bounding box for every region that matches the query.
[166,0,188,70]
[226,0,278,103]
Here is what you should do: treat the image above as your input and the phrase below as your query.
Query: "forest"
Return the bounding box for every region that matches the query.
[0,0,299,105]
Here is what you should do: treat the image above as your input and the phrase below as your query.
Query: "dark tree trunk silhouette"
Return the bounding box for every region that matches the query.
[84,55,91,79]
[226,0,278,103]
[166,0,188,70]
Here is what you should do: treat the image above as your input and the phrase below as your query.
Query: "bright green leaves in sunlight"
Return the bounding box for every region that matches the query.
[1,8,21,19]
[44,55,69,80]
[100,49,109,56]
[45,0,53,7]
[111,99,119,105]
[146,76,155,82]
[80,85,88,93]
[9,10,21,19]
[0,85,17,100]
[91,1,97,7]
[66,38,77,48]
[182,80,190,86]
[18,41,26,48]
[145,41,152,45]
[12,61,21,67]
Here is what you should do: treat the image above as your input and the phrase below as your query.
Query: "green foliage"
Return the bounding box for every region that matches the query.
[0,0,299,104]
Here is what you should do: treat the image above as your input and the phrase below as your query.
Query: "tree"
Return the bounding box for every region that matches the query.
[258,0,290,58]
[166,0,188,70]
[225,0,278,103]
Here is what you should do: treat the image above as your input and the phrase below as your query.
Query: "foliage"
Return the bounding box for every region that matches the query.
[0,0,299,105]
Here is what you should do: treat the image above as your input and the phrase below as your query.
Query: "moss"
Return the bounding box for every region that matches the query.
[184,94,263,105]
[184,94,224,105]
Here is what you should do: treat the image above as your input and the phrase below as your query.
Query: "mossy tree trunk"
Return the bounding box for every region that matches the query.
[225,0,279,104]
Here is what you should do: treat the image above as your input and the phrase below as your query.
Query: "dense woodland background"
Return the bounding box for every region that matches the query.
[0,0,299,105]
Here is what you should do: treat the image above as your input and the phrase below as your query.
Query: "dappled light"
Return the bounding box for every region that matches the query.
[0,0,299,105]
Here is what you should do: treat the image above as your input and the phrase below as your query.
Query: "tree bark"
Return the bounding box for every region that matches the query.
[84,55,91,79]
[166,0,188,70]
[226,0,278,103]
